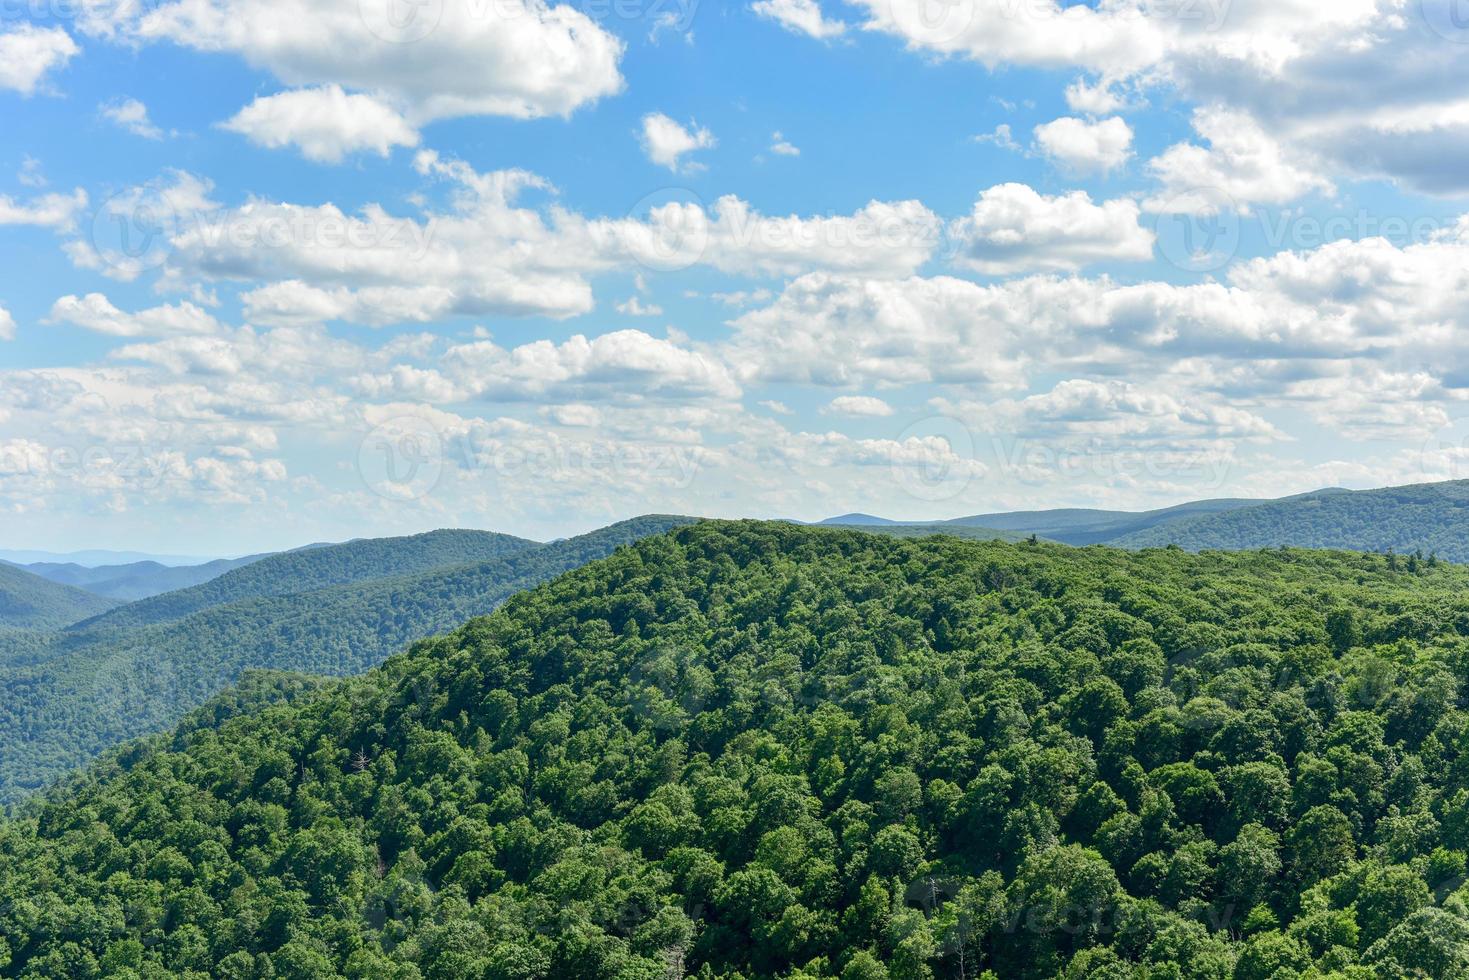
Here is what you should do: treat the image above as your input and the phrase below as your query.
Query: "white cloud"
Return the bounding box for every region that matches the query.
[1065,78,1125,115]
[0,189,87,231]
[0,306,14,341]
[101,98,165,139]
[770,131,801,156]
[49,294,224,338]
[0,24,78,95]
[641,113,717,172]
[726,220,1469,399]
[824,395,895,417]
[972,124,1020,152]
[355,329,742,404]
[752,0,847,39]
[854,0,1469,195]
[949,183,1155,275]
[134,156,940,325]
[1033,116,1133,174]
[1146,107,1333,212]
[616,296,664,317]
[18,157,46,188]
[80,0,625,124]
[968,378,1282,443]
[221,86,420,163]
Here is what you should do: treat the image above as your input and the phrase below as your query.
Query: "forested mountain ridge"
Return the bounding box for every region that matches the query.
[13,553,270,602]
[0,515,695,804]
[71,528,538,632]
[5,522,1469,978]
[1115,480,1469,560]
[0,563,119,631]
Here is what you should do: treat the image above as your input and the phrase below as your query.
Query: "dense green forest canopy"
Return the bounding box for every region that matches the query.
[0,563,118,631]
[5,522,1469,978]
[1114,481,1469,560]
[0,516,694,805]
[73,529,538,632]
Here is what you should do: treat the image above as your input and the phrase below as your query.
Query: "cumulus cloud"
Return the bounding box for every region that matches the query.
[949,183,1155,275]
[1146,107,1333,212]
[1033,116,1134,174]
[101,98,165,139]
[354,329,742,404]
[853,0,1469,195]
[78,0,625,124]
[0,306,14,341]
[221,86,420,162]
[640,113,717,172]
[752,0,847,39]
[824,395,895,417]
[726,221,1469,400]
[0,189,88,231]
[0,25,78,95]
[49,294,223,337]
[770,132,801,156]
[110,155,939,326]
[616,296,664,317]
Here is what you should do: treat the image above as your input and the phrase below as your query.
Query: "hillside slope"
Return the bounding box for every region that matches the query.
[1116,480,1469,559]
[73,528,537,631]
[0,563,118,630]
[17,554,269,601]
[0,516,694,803]
[5,523,1469,978]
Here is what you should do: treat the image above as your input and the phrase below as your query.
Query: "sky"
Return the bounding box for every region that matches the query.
[2,0,1469,555]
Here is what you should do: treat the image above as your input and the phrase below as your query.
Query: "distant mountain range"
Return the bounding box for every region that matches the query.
[12,555,270,602]
[818,481,1469,557]
[0,548,222,566]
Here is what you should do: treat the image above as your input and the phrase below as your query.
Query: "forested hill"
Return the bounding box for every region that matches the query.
[71,528,538,631]
[0,563,118,630]
[15,553,269,602]
[1115,480,1469,560]
[0,515,694,804]
[7,523,1469,978]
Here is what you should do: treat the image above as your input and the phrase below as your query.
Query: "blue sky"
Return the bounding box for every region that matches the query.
[2,0,1469,554]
